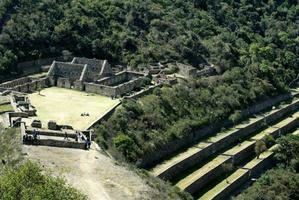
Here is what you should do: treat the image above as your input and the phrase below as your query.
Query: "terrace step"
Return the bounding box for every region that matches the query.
[151,98,299,181]
[198,145,277,200]
[175,112,299,195]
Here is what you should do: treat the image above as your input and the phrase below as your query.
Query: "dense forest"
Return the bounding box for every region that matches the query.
[94,0,298,163]
[236,134,299,200]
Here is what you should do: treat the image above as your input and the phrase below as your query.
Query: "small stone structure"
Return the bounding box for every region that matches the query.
[175,62,216,78]
[12,94,36,116]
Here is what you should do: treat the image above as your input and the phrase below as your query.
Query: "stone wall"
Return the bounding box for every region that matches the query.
[137,93,294,168]
[31,139,86,149]
[26,129,77,139]
[17,56,72,76]
[85,83,116,97]
[57,77,72,89]
[0,77,31,88]
[86,101,122,130]
[212,152,275,200]
[183,116,298,195]
[72,57,114,81]
[155,100,299,180]
[11,77,49,93]
[85,76,145,97]
[177,63,197,78]
[97,71,129,86]
[185,156,232,194]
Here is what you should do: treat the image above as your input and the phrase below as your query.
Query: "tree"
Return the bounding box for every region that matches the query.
[255,140,267,159]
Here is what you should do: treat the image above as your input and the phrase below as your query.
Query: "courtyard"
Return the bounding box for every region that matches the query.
[27,87,120,130]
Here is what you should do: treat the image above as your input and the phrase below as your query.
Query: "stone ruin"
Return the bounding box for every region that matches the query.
[47,57,149,97]
[0,57,150,98]
[12,94,36,116]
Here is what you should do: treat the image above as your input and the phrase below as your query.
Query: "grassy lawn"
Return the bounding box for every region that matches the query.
[28,87,120,130]
[0,103,13,113]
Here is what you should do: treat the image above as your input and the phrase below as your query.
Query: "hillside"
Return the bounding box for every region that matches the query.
[0,0,298,199]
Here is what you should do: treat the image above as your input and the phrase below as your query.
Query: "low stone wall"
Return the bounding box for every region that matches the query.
[31,139,86,149]
[26,129,77,139]
[138,93,294,168]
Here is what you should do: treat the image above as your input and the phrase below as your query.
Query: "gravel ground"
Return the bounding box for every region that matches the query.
[23,142,157,200]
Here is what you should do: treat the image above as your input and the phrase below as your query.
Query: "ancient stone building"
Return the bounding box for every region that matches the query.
[47,57,148,97]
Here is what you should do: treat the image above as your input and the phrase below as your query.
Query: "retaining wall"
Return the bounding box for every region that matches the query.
[212,152,275,200]
[87,101,122,130]
[157,102,299,180]
[31,139,86,149]
[138,93,294,168]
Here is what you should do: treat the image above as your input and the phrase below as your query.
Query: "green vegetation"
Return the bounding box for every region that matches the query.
[0,161,87,200]
[136,169,192,200]
[91,1,298,163]
[235,134,299,200]
[0,127,87,199]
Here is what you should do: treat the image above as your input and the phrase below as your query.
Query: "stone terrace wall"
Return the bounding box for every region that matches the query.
[0,77,31,88]
[213,152,275,200]
[137,93,293,168]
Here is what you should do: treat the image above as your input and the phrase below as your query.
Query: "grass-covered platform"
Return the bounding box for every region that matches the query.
[28,87,120,130]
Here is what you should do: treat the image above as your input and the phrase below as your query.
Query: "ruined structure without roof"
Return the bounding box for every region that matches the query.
[0,57,148,97]
[47,57,147,97]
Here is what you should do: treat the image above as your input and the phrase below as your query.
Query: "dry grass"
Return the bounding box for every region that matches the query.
[0,103,13,113]
[28,87,120,130]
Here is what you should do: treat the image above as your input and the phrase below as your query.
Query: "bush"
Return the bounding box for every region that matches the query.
[0,161,87,200]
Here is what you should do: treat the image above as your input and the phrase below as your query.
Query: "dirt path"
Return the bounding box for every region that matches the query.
[23,142,154,200]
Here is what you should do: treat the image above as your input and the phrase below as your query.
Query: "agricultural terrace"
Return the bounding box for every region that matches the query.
[28,87,120,130]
